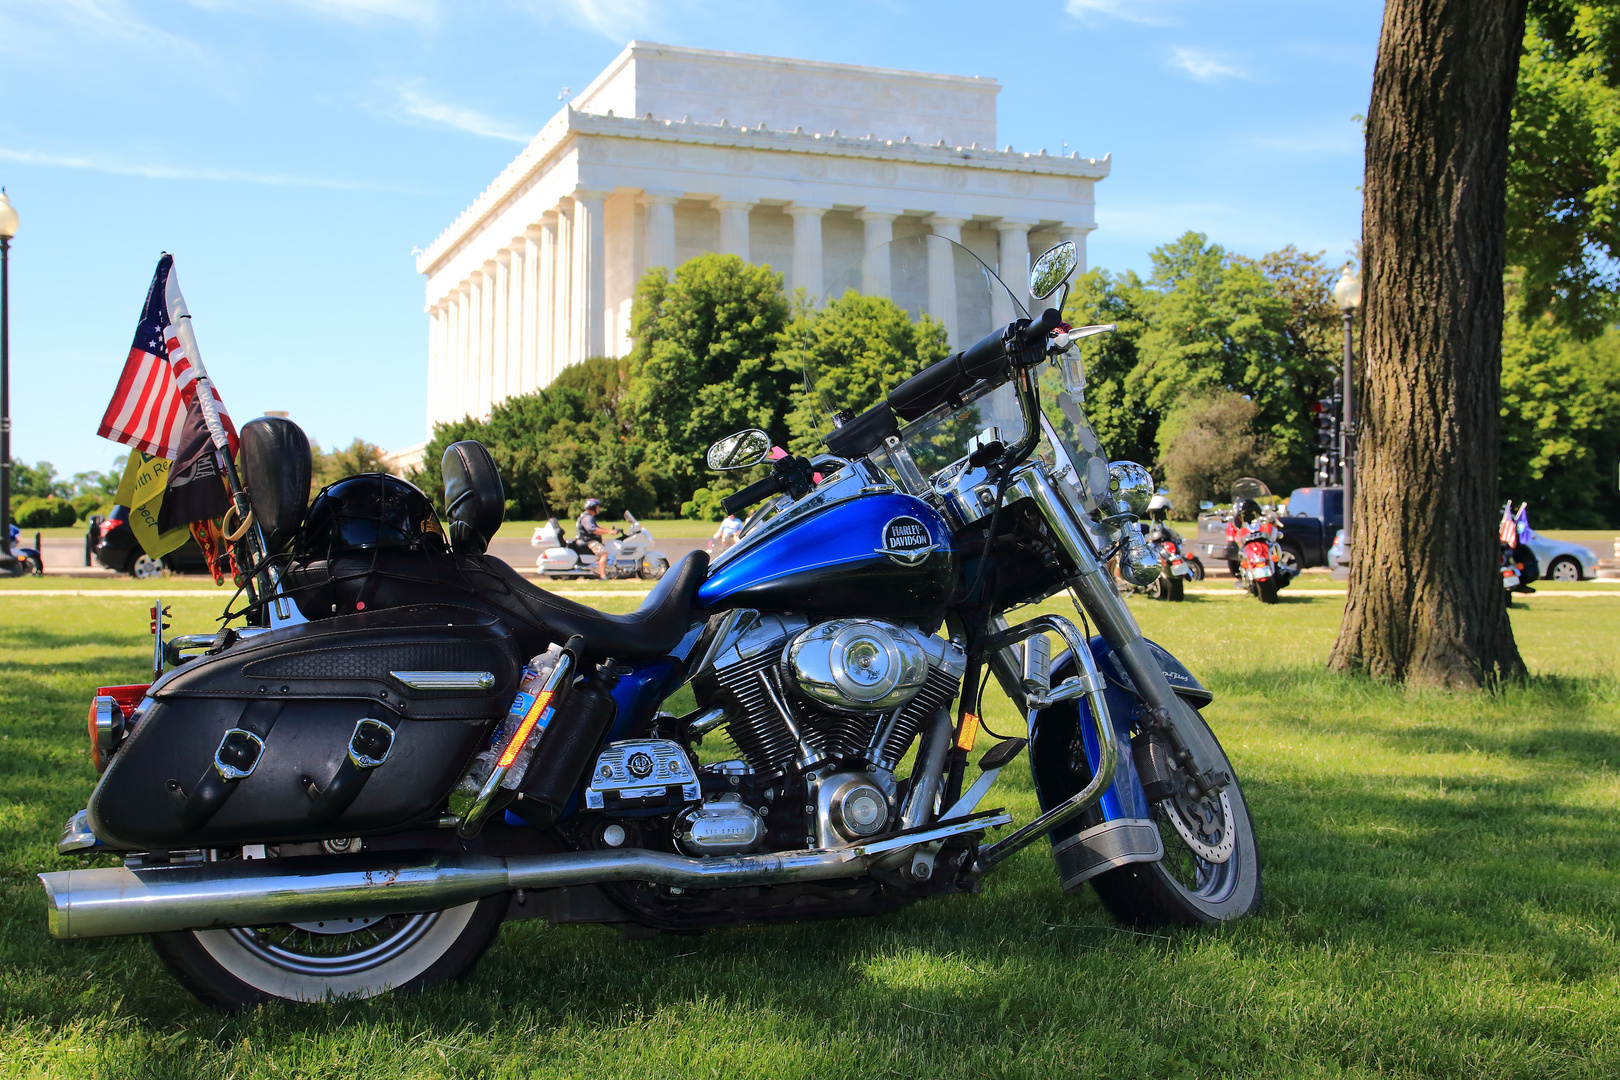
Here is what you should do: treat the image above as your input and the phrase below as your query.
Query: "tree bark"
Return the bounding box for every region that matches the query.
[1330,0,1528,687]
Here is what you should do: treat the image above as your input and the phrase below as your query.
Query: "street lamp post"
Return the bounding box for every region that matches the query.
[0,190,18,577]
[1332,266,1362,566]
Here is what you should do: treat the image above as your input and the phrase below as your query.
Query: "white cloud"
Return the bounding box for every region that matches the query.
[183,0,438,23]
[389,84,533,143]
[1168,46,1249,82]
[1064,0,1178,25]
[0,146,416,192]
[515,0,667,39]
[0,0,198,57]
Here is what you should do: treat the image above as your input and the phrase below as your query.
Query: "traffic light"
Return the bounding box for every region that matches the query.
[1309,399,1339,486]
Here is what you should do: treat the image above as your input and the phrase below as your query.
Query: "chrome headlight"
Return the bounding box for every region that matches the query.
[1104,461,1154,519]
[1118,529,1163,587]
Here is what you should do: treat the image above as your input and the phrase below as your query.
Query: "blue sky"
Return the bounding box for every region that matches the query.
[0,0,1383,477]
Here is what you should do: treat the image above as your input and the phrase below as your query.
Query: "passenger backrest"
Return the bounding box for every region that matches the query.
[239,416,313,552]
[443,440,505,555]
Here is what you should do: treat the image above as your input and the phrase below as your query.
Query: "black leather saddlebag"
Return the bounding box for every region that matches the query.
[87,605,523,850]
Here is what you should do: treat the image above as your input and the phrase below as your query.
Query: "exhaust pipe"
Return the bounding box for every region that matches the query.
[39,813,1008,940]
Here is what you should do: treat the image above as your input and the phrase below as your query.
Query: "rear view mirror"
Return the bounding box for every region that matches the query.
[707,429,771,471]
[1030,241,1079,301]
[1199,501,1215,511]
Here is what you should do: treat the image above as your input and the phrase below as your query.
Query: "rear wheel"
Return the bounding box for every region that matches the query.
[1257,577,1279,604]
[1168,577,1185,602]
[1547,556,1581,582]
[151,894,506,1011]
[1090,709,1262,927]
[129,554,163,579]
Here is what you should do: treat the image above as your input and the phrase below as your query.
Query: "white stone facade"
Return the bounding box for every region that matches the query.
[416,41,1109,433]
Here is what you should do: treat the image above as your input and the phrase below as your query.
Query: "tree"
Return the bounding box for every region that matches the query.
[310,439,389,490]
[1507,0,1620,335]
[781,290,951,457]
[1157,391,1284,512]
[1499,282,1620,524]
[1330,0,1529,688]
[1061,269,1158,465]
[625,254,793,504]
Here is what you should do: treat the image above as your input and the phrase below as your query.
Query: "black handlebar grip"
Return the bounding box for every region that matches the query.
[1020,307,1063,345]
[958,325,1011,379]
[886,353,969,422]
[722,473,783,516]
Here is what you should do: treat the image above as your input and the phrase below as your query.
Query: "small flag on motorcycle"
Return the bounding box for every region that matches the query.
[99,255,242,580]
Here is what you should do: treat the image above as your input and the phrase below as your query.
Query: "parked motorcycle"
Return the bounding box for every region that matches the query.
[1499,502,1539,595]
[7,523,43,576]
[532,511,669,580]
[40,235,1260,1010]
[1225,478,1292,604]
[1130,494,1192,601]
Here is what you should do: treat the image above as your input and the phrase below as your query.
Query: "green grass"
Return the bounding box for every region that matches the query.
[2,592,1618,1076]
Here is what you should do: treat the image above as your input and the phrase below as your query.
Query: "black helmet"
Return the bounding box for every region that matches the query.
[300,473,446,556]
[1238,498,1262,523]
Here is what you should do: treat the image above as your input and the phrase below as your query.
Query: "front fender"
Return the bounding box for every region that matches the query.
[1028,636,1211,890]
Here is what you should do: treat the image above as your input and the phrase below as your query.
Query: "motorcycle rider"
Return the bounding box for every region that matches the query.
[576,498,611,580]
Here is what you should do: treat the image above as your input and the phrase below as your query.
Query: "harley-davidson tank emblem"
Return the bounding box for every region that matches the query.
[878,516,936,565]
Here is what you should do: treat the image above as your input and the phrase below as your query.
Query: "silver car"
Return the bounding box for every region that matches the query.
[1524,532,1600,582]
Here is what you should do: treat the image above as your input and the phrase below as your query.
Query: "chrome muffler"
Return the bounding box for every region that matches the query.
[39,813,1008,939]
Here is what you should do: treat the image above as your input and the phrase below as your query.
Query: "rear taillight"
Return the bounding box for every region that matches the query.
[88,684,148,772]
[99,518,119,540]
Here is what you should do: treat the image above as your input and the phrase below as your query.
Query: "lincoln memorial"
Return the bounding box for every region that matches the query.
[415,41,1110,434]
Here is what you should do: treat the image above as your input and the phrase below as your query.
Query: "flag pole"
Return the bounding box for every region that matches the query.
[164,291,268,606]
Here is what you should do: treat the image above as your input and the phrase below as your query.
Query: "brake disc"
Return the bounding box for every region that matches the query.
[1162,788,1236,864]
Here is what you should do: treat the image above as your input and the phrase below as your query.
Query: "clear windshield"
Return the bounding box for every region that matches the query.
[794,233,1115,515]
[794,234,1028,463]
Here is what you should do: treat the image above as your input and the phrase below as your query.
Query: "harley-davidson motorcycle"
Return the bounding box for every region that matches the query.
[39,235,1260,1010]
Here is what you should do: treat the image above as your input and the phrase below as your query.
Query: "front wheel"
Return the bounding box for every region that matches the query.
[150,894,507,1010]
[1090,709,1263,927]
[1546,556,1581,582]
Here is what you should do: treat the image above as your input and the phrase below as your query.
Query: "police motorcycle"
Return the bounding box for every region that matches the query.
[39,235,1259,1010]
[532,510,669,580]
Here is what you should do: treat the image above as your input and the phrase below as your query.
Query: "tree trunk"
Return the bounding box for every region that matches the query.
[1330,0,1528,688]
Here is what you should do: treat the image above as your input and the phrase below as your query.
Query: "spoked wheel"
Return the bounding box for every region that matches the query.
[151,895,506,1010]
[1547,556,1581,582]
[130,554,163,579]
[1090,710,1262,927]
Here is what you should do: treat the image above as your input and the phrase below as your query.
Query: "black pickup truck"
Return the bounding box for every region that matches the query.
[1192,486,1343,575]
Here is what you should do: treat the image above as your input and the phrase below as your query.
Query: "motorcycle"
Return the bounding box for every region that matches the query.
[1118,494,1191,601]
[1225,478,1291,604]
[532,510,669,580]
[7,523,43,576]
[1499,502,1539,595]
[39,234,1260,1010]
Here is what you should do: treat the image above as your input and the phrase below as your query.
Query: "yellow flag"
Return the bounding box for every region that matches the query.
[116,452,191,559]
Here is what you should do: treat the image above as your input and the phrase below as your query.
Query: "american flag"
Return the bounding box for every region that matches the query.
[98,254,236,459]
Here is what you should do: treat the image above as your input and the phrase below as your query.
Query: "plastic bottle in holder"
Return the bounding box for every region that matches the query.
[498,646,564,788]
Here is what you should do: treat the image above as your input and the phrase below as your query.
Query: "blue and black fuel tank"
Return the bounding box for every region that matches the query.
[698,492,955,621]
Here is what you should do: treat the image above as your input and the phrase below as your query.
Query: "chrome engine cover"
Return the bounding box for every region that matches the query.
[674,794,766,855]
[585,739,701,812]
[786,618,931,711]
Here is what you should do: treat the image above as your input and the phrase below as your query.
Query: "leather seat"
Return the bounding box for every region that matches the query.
[282,547,708,661]
[239,416,313,552]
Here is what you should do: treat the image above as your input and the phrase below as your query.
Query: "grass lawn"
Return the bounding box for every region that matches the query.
[1,590,1618,1077]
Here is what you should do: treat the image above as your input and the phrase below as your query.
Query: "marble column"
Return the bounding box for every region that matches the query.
[856,208,899,298]
[995,218,1036,318]
[1060,223,1094,275]
[466,272,484,418]
[926,214,966,349]
[552,201,574,376]
[508,241,528,401]
[425,304,441,433]
[787,202,830,301]
[521,229,541,393]
[572,189,607,361]
[455,286,471,422]
[537,213,558,385]
[716,198,755,262]
[641,190,680,275]
[492,252,510,408]
[481,261,499,416]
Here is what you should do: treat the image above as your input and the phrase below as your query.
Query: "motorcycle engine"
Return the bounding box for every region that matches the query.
[692,612,966,780]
